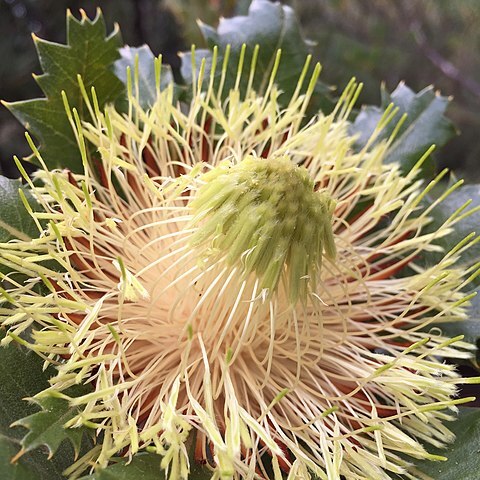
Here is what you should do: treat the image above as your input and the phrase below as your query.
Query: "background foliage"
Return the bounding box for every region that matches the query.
[1,0,480,179]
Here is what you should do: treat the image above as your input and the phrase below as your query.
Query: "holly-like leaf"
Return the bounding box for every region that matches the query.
[0,434,70,480]
[2,9,124,173]
[13,385,92,460]
[0,330,76,479]
[114,45,175,110]
[78,452,212,480]
[412,407,480,480]
[78,454,164,480]
[0,176,41,245]
[0,331,53,440]
[351,82,456,176]
[180,0,330,107]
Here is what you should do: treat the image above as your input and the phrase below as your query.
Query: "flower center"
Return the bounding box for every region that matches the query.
[190,155,336,302]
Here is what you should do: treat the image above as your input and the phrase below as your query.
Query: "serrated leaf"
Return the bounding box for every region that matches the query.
[0,176,41,244]
[0,330,69,478]
[114,45,175,110]
[13,389,91,459]
[0,331,53,439]
[412,407,480,480]
[3,9,124,172]
[78,452,212,480]
[180,0,330,107]
[0,330,93,478]
[351,82,456,176]
[0,433,69,480]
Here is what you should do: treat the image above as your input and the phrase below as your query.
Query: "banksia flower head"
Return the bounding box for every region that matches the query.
[1,48,478,480]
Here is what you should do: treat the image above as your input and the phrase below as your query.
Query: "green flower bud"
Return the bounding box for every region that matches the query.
[190,155,336,303]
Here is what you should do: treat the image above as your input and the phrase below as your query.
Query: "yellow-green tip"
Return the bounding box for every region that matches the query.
[191,155,336,302]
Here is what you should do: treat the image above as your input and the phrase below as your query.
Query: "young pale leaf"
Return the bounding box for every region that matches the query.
[0,176,41,245]
[2,9,124,172]
[114,45,175,110]
[180,0,330,107]
[351,82,456,176]
[416,184,480,363]
[78,452,211,480]
[426,184,480,267]
[438,293,480,364]
[412,407,480,480]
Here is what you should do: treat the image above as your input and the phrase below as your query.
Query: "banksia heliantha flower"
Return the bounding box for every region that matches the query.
[1,51,478,480]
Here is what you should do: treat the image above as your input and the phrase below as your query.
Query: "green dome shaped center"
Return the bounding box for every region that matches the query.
[190,156,336,303]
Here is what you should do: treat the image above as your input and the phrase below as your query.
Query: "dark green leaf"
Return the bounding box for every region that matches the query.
[0,176,41,245]
[0,331,52,439]
[351,83,456,176]
[0,330,93,478]
[0,330,66,478]
[3,9,124,172]
[0,433,69,480]
[180,0,330,108]
[114,45,174,110]
[412,407,480,480]
[13,389,91,459]
[78,452,212,480]
[78,454,163,480]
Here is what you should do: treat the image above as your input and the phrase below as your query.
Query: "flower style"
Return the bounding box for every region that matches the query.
[0,52,478,480]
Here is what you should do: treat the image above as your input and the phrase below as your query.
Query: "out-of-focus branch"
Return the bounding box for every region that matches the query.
[409,20,480,99]
[393,1,480,100]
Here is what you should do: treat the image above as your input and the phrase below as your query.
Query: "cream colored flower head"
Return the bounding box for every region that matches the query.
[1,52,478,480]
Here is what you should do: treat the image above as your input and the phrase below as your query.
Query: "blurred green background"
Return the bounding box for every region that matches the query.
[1,0,479,179]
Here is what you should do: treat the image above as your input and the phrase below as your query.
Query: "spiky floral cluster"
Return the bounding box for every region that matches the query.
[0,53,478,480]
[190,155,336,303]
